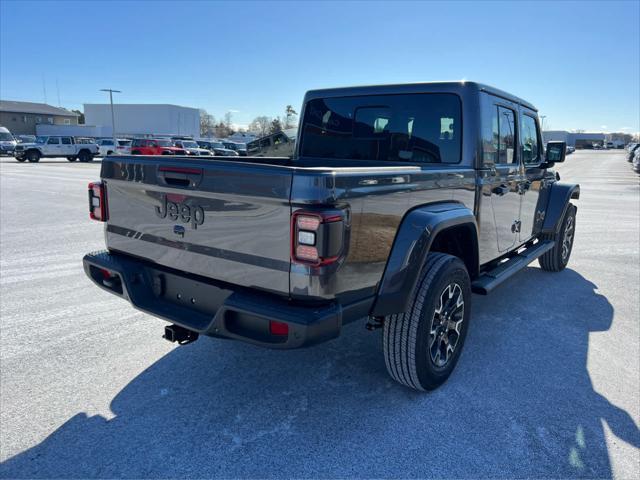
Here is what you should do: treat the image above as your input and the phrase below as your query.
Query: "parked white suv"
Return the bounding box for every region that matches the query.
[172,139,212,156]
[97,138,132,156]
[13,136,99,162]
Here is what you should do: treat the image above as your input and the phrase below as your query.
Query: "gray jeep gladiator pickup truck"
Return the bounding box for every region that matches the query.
[84,82,579,391]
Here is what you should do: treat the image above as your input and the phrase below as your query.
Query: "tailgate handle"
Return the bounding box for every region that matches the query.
[158,167,203,188]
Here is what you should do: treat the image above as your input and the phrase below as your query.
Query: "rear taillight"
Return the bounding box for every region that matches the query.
[291,210,345,266]
[88,181,108,221]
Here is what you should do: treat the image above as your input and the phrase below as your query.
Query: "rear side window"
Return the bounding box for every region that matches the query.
[61,137,72,145]
[300,93,461,163]
[482,105,516,165]
[47,137,60,145]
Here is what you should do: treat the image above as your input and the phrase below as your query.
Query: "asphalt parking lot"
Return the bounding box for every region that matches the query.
[0,151,638,478]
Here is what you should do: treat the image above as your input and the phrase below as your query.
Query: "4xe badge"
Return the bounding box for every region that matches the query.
[155,194,205,230]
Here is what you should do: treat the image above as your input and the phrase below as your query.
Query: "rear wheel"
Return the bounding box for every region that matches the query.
[539,203,576,272]
[383,253,471,391]
[27,150,40,163]
[78,150,92,162]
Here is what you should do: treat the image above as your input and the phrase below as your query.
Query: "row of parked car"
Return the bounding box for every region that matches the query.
[626,142,640,173]
[0,126,250,162]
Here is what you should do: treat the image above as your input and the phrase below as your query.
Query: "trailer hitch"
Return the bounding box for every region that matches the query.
[163,324,199,345]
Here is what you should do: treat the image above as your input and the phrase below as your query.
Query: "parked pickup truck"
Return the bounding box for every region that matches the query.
[84,82,579,391]
[14,135,99,162]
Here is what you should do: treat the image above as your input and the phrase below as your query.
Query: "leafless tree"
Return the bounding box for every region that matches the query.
[199,109,216,137]
[248,116,272,137]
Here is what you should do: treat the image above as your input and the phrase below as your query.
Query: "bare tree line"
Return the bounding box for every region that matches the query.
[200,105,298,138]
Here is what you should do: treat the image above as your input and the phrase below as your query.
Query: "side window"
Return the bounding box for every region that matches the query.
[61,137,72,145]
[482,104,516,164]
[47,137,60,145]
[496,107,516,164]
[521,115,540,164]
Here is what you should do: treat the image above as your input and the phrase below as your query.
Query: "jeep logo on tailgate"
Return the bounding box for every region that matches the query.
[155,194,205,230]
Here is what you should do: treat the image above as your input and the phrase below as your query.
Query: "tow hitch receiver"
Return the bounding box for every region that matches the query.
[163,324,199,345]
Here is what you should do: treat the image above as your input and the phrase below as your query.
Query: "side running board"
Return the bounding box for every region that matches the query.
[471,241,555,295]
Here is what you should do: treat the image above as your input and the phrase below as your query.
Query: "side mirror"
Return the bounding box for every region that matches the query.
[542,141,566,168]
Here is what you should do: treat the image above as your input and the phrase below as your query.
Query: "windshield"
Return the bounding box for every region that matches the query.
[0,132,14,141]
[182,141,199,148]
[223,142,236,149]
[155,139,172,147]
[301,93,461,163]
[35,136,47,144]
[118,140,131,146]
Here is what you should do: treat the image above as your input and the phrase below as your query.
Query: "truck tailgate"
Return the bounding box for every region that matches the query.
[101,157,293,296]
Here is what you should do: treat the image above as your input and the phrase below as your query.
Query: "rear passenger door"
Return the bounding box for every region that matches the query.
[482,100,522,253]
[60,137,75,156]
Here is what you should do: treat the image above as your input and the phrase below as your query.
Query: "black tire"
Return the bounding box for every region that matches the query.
[78,150,92,162]
[539,203,576,272]
[383,253,471,391]
[67,156,77,162]
[131,150,141,155]
[26,150,40,163]
[15,157,26,162]
[106,150,113,155]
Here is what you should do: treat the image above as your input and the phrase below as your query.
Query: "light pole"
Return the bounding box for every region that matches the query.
[100,88,121,146]
[540,115,547,131]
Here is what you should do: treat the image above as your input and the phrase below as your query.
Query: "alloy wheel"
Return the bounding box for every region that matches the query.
[562,215,574,262]
[429,283,465,368]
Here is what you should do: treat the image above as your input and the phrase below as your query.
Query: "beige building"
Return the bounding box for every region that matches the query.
[0,100,80,135]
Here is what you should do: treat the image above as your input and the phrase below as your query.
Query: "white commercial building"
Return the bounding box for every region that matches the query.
[84,104,200,138]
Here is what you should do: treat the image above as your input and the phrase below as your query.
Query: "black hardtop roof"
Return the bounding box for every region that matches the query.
[304,81,537,112]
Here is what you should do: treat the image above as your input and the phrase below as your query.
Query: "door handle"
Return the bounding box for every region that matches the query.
[158,166,203,188]
[492,184,509,196]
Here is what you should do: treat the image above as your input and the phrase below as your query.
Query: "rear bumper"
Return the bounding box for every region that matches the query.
[83,250,343,349]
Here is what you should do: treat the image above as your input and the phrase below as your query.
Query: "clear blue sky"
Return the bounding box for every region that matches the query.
[1,0,638,132]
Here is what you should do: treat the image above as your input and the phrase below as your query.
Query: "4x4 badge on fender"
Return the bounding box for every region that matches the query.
[155,194,204,230]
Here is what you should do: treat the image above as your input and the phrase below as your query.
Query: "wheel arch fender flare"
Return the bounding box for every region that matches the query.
[371,202,478,317]
[542,182,580,235]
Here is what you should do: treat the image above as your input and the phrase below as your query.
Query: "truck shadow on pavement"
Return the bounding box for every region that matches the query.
[1,268,638,478]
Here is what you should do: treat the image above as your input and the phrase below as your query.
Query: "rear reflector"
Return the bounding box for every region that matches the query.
[269,320,289,336]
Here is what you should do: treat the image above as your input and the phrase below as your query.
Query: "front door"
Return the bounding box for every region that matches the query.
[45,136,61,156]
[518,111,545,242]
